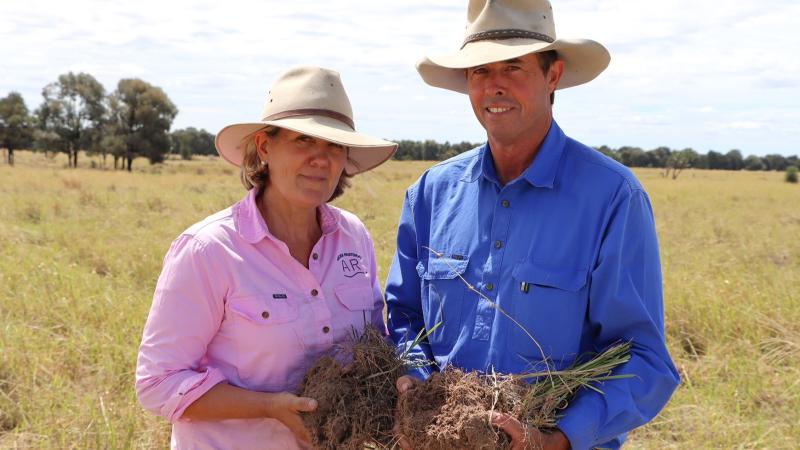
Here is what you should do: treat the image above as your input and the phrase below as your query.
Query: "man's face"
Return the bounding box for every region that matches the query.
[466,53,563,145]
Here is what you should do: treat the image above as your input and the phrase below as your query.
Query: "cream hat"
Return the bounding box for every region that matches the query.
[215,66,397,175]
[417,0,610,93]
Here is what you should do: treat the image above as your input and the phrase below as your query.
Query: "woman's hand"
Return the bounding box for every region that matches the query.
[182,383,317,445]
[262,392,318,444]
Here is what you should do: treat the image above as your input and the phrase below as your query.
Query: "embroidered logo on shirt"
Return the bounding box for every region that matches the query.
[337,252,366,278]
[272,293,288,299]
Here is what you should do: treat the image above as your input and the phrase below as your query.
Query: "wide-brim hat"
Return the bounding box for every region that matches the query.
[417,0,611,94]
[215,66,397,175]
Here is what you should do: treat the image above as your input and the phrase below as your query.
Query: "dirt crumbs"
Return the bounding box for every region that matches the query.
[395,342,631,449]
[298,326,405,450]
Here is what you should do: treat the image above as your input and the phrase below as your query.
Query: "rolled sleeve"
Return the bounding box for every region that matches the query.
[135,234,228,423]
[556,188,680,449]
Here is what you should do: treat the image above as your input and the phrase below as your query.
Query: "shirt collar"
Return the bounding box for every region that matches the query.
[461,120,566,189]
[235,188,339,244]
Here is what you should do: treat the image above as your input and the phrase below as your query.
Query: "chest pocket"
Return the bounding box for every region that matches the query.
[510,262,589,363]
[415,254,469,346]
[334,281,375,312]
[228,296,300,324]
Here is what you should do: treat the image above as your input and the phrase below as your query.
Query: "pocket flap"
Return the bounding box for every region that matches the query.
[334,282,375,311]
[228,296,299,324]
[512,262,589,292]
[416,254,469,280]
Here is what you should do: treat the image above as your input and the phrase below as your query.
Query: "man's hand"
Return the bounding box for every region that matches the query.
[491,412,570,450]
[262,392,318,445]
[393,375,423,450]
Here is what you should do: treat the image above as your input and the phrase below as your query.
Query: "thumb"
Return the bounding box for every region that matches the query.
[293,396,318,412]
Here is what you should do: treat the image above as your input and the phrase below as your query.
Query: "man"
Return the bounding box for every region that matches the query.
[384,1,680,449]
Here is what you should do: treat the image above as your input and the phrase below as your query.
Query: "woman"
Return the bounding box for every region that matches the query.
[135,66,397,449]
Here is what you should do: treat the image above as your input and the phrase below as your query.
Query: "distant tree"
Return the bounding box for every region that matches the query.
[0,92,35,166]
[744,155,765,171]
[35,72,106,168]
[763,154,788,171]
[706,150,728,170]
[786,166,798,184]
[648,146,671,168]
[662,148,695,179]
[617,146,648,167]
[171,127,215,160]
[726,149,744,171]
[108,79,177,171]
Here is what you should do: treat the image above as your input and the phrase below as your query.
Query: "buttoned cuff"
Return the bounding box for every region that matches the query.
[164,367,227,422]
[555,394,603,450]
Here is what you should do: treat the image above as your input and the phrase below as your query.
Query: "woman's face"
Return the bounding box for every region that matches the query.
[257,128,347,209]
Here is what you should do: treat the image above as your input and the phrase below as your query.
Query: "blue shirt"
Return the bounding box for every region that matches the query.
[384,121,679,450]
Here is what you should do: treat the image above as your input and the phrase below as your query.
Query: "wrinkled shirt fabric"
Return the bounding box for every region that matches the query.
[136,188,385,449]
[385,121,679,450]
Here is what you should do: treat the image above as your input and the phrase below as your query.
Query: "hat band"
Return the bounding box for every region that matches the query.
[461,28,555,48]
[264,108,355,130]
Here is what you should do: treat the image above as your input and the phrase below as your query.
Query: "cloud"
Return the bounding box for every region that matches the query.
[1,0,798,155]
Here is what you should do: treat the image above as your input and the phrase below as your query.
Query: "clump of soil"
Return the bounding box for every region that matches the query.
[396,368,520,449]
[395,343,632,450]
[298,326,405,450]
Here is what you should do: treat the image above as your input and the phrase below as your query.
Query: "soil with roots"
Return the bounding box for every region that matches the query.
[298,326,405,450]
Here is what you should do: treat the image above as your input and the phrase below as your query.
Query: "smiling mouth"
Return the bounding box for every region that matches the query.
[300,174,326,182]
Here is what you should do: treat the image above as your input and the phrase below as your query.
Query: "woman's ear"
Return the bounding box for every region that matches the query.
[254,132,269,164]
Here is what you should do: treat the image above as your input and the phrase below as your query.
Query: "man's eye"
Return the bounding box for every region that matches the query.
[297,135,313,143]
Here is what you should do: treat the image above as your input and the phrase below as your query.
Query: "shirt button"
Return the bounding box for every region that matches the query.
[494,240,502,249]
[322,326,330,333]
[501,200,510,208]
[485,282,494,291]
[311,289,319,297]
[312,253,319,260]
[261,311,270,319]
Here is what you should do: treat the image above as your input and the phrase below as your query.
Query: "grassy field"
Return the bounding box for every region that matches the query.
[1,150,798,449]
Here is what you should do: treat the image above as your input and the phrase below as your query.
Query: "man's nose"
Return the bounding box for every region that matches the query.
[484,71,506,96]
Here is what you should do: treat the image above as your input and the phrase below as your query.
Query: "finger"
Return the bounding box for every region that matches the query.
[396,375,415,394]
[292,396,318,412]
[284,414,312,444]
[490,412,524,441]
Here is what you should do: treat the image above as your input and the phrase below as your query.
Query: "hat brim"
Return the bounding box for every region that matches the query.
[215,115,397,175]
[417,38,610,93]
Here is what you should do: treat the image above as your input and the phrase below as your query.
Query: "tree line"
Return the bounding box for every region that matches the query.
[0,72,216,170]
[2,75,797,175]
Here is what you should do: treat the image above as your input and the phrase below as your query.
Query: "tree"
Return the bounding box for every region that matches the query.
[726,149,744,171]
[744,155,765,171]
[0,92,34,166]
[648,146,672,168]
[108,79,177,171]
[763,154,788,171]
[171,127,215,160]
[662,148,696,179]
[35,72,106,168]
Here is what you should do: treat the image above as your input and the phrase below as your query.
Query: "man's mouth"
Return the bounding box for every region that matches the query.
[486,106,513,114]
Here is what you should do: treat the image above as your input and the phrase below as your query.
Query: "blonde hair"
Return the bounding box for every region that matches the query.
[238,126,352,201]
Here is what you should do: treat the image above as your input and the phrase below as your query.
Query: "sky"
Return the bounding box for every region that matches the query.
[1,0,798,156]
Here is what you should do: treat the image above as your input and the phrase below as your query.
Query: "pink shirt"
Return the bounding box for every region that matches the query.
[136,189,385,449]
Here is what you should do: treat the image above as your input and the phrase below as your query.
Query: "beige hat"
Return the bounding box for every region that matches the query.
[417,0,610,94]
[215,66,397,175]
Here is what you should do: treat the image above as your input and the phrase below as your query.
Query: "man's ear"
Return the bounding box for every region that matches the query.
[548,60,565,93]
